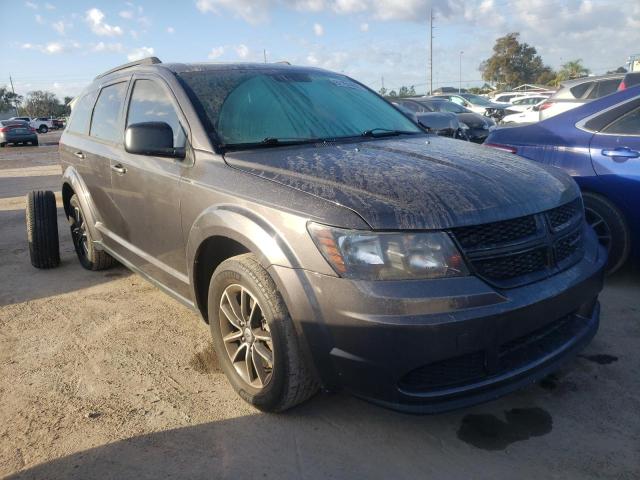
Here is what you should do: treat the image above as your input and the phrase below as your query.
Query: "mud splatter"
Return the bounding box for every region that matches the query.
[457,407,553,451]
[189,344,220,374]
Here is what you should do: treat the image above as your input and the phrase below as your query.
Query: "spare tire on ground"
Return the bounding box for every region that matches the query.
[26,190,60,269]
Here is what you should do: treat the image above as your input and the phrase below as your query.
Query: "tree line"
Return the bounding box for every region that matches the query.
[378,32,627,96]
[479,32,626,90]
[0,87,72,118]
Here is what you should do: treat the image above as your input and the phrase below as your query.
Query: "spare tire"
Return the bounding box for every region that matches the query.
[26,190,60,269]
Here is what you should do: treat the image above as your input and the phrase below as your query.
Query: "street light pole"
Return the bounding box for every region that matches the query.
[459,51,463,94]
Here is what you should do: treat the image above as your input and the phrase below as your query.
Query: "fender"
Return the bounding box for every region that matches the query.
[185,204,301,294]
[61,165,105,248]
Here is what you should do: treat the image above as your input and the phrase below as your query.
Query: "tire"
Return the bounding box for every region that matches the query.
[208,253,318,412]
[0,142,6,147]
[38,125,48,134]
[68,194,116,270]
[26,190,60,269]
[31,139,39,146]
[582,191,631,275]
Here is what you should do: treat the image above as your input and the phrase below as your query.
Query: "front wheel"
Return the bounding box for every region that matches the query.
[582,192,630,275]
[68,194,116,270]
[208,253,318,412]
[38,125,48,134]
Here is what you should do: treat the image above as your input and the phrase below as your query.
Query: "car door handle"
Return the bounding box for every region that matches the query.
[111,164,127,174]
[73,151,85,159]
[601,147,640,159]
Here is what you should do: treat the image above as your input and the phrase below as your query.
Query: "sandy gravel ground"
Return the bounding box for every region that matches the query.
[1,133,639,479]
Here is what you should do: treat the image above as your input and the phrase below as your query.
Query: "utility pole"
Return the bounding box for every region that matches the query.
[459,51,463,94]
[381,75,385,92]
[429,8,433,96]
[9,75,19,116]
[263,49,267,63]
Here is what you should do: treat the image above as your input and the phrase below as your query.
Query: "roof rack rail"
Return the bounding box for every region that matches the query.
[95,56,162,80]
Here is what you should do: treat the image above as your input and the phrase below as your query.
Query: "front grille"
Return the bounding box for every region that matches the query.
[473,247,549,281]
[451,199,585,288]
[453,215,538,249]
[399,314,587,393]
[547,199,582,231]
[555,230,582,263]
[398,351,485,391]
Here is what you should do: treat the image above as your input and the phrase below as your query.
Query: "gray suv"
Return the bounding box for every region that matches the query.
[45,57,606,413]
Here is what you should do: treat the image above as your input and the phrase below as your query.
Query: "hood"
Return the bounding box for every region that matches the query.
[457,112,489,129]
[224,135,579,230]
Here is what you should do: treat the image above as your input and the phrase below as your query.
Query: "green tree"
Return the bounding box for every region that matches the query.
[607,66,627,74]
[480,33,553,89]
[555,59,590,84]
[0,86,22,113]
[378,86,388,96]
[388,90,398,97]
[22,90,60,117]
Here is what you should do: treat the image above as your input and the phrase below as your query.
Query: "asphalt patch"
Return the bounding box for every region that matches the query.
[457,407,553,451]
[579,354,618,365]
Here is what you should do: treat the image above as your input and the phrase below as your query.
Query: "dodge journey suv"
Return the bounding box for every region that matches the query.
[43,57,605,413]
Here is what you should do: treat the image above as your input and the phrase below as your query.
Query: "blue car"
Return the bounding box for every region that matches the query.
[485,85,640,274]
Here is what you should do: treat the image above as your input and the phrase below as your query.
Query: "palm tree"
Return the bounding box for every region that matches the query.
[555,59,591,85]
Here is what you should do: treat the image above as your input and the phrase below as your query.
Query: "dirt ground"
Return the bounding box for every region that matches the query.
[1,132,639,479]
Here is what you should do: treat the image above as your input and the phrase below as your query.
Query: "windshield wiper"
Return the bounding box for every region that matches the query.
[361,128,421,138]
[221,137,328,151]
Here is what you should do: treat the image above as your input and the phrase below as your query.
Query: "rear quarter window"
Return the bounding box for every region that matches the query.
[67,90,98,135]
[569,82,593,99]
[90,82,128,143]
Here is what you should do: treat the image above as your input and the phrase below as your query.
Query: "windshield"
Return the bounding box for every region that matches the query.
[178,68,421,148]
[460,94,493,106]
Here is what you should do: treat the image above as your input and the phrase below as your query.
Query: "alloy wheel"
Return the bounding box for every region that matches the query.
[219,284,274,389]
[585,206,612,253]
[70,206,89,257]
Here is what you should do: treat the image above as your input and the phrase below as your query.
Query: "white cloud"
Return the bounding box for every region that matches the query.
[35,14,45,24]
[167,26,175,34]
[196,0,271,24]
[313,22,324,36]
[25,1,37,9]
[44,2,54,9]
[51,20,69,35]
[22,41,69,54]
[127,46,154,61]
[119,10,134,19]
[360,22,369,31]
[208,46,225,59]
[85,8,123,36]
[92,42,124,53]
[235,44,250,58]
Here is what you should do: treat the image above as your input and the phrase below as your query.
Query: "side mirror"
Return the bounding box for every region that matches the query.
[124,122,185,159]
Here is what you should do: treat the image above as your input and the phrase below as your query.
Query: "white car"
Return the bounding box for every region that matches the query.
[506,95,550,113]
[8,116,53,133]
[502,100,547,124]
[492,92,552,104]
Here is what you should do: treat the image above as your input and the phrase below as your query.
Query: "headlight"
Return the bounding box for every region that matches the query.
[307,223,469,280]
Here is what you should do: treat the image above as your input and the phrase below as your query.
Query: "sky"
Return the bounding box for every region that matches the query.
[1,0,639,99]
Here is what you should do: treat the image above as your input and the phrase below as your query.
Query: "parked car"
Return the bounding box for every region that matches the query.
[492,91,553,104]
[618,71,640,91]
[8,116,54,133]
[29,57,606,414]
[505,95,550,113]
[486,85,640,274]
[396,98,495,143]
[501,99,547,124]
[432,93,510,122]
[394,102,468,140]
[52,118,65,130]
[538,74,627,121]
[0,120,38,146]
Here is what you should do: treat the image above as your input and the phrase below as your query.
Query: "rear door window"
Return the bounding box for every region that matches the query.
[126,79,186,148]
[67,91,98,135]
[602,107,640,135]
[90,82,128,143]
[587,79,621,99]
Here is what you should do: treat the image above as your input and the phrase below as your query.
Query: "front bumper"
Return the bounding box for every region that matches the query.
[270,226,606,413]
